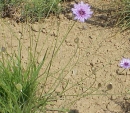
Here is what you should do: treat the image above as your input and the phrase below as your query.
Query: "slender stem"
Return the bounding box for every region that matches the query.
[53,21,76,57]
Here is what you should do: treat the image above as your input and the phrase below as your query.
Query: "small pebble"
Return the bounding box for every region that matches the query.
[72,68,78,76]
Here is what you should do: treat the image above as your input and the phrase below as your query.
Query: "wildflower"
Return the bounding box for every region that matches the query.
[119,58,130,69]
[71,1,93,22]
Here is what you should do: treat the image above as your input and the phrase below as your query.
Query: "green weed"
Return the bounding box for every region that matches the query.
[116,0,130,30]
[23,0,61,22]
[0,39,49,112]
[0,0,62,22]
[0,18,80,112]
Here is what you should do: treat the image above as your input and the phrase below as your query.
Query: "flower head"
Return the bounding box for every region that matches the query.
[119,58,130,69]
[71,1,93,22]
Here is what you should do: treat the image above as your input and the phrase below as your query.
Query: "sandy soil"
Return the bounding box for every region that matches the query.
[0,0,130,113]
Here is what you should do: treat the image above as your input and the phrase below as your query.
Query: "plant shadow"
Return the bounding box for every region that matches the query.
[68,109,79,113]
[103,96,130,113]
[85,6,119,28]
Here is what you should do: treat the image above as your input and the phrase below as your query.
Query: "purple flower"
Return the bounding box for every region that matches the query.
[71,1,93,22]
[119,58,130,69]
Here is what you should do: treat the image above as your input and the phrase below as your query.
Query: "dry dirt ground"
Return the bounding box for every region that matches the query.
[0,0,130,113]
